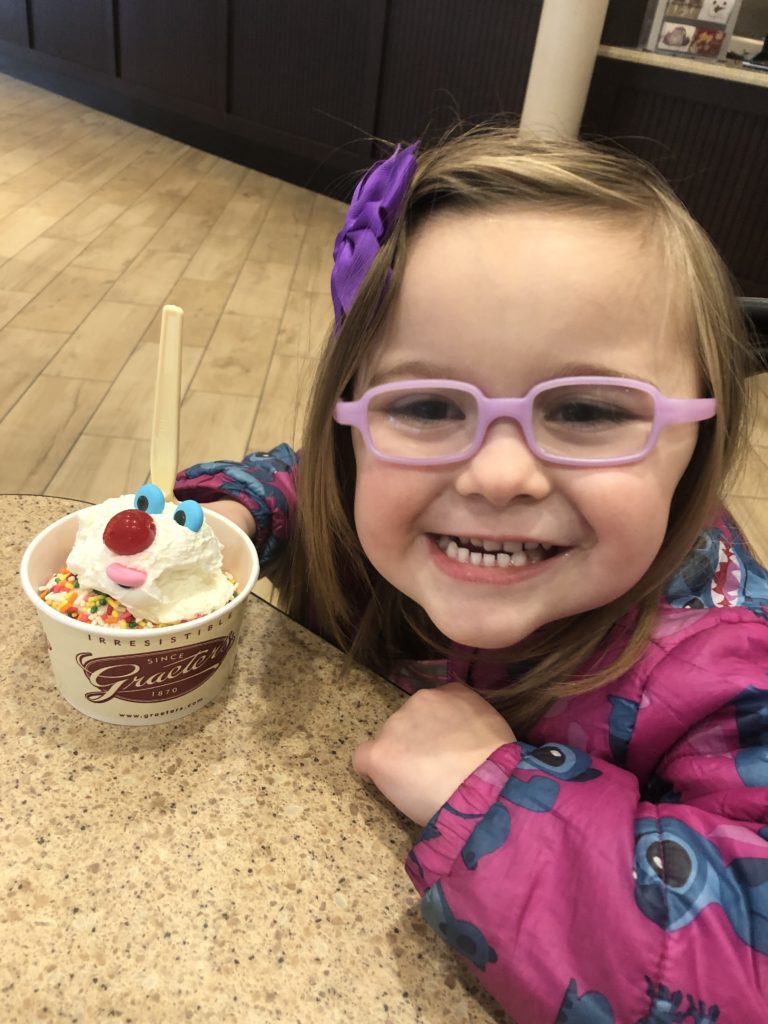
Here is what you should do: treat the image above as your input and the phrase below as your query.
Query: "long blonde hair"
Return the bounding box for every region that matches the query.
[274,126,754,734]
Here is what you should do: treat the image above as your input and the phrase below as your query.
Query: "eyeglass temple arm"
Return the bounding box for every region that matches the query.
[657,397,717,423]
[332,400,358,424]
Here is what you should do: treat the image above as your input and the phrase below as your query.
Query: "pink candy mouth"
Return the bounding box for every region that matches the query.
[106,562,148,588]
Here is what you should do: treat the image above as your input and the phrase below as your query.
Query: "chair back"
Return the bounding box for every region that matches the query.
[742,297,768,375]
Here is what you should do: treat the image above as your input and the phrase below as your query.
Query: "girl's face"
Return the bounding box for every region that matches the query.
[351,209,701,650]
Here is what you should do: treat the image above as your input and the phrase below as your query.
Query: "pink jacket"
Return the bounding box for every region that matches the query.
[177,449,768,1022]
[406,522,768,1023]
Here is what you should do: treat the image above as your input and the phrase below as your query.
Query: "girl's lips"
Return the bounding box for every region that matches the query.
[428,534,569,584]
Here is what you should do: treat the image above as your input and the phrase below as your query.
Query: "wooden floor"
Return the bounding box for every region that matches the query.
[0,72,765,567]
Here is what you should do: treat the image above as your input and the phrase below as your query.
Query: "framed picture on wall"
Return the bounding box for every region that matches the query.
[640,0,744,59]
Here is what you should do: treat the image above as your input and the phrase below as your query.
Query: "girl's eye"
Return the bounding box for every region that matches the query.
[173,500,204,532]
[547,400,637,427]
[134,483,165,514]
[386,396,465,424]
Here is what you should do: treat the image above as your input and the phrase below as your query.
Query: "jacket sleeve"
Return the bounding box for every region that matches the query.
[174,444,298,568]
[406,617,768,1023]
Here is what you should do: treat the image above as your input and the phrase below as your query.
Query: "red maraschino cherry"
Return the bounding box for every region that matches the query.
[103,509,156,555]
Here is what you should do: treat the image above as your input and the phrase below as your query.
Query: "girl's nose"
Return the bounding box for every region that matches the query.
[453,421,553,507]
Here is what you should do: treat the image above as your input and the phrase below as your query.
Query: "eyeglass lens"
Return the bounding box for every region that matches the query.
[366,383,656,460]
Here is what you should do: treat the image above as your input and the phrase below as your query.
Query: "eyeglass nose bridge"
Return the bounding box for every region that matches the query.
[472,394,538,453]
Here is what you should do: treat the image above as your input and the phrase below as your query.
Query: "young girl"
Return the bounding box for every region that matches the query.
[176,128,768,1022]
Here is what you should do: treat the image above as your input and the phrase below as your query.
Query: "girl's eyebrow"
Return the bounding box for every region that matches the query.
[369,361,656,387]
[368,361,456,386]
[555,362,656,385]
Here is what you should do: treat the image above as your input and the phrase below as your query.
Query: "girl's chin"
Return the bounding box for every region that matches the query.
[424,610,540,651]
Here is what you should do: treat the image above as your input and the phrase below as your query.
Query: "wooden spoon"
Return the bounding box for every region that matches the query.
[150,304,183,499]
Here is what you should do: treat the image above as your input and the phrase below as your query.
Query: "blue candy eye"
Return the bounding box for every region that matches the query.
[134,483,165,514]
[173,500,204,532]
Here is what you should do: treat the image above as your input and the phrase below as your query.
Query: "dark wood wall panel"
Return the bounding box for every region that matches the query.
[375,0,542,143]
[119,0,227,110]
[600,0,647,47]
[0,0,28,46]
[583,59,768,297]
[29,0,114,74]
[229,0,386,159]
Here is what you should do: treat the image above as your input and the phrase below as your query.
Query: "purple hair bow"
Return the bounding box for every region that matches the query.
[330,142,419,331]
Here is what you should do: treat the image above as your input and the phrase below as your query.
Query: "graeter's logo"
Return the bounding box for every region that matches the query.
[76,635,235,704]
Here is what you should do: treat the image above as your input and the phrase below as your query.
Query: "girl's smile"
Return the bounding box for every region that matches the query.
[352,208,702,649]
[435,534,558,567]
[430,533,567,584]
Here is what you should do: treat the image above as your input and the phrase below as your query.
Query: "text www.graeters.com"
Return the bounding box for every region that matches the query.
[119,697,204,720]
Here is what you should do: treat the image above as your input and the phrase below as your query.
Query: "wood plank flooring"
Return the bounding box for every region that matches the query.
[0,72,765,570]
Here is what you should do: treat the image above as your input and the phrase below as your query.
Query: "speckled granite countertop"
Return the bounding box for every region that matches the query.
[1,496,505,1024]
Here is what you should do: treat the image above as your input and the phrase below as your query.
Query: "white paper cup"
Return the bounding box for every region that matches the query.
[20,506,260,725]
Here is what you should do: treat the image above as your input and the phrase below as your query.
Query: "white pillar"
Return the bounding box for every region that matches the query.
[520,0,611,138]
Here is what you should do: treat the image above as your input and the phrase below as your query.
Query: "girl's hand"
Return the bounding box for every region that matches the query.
[352,682,516,826]
[200,499,255,539]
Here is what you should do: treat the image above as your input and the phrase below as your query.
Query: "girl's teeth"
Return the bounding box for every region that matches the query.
[471,537,502,552]
[437,535,555,568]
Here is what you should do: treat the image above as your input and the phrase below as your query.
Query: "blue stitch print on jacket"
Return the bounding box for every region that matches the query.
[500,773,561,811]
[665,525,768,616]
[555,976,721,1024]
[409,800,510,877]
[680,998,720,1023]
[634,817,768,953]
[500,743,601,812]
[681,998,720,1023]
[666,529,723,609]
[639,979,720,1024]
[686,1002,719,1023]
[421,882,497,970]
[517,743,602,782]
[556,979,615,1023]
[459,802,511,870]
[607,695,640,767]
[731,686,768,786]
[637,980,686,1024]
[414,801,512,871]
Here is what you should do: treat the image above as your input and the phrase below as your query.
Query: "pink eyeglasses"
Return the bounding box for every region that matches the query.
[333,377,716,467]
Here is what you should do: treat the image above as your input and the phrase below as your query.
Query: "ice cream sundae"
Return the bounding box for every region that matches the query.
[39,484,238,628]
